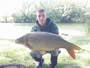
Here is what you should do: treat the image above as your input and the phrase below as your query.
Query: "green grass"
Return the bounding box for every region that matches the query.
[0,43,35,67]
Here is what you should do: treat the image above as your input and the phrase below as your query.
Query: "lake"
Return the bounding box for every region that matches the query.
[0,23,86,40]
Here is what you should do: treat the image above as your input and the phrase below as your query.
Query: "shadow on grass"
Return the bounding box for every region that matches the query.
[0,63,82,68]
[42,63,81,68]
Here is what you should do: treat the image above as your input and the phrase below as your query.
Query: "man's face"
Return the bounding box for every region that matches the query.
[36,12,47,26]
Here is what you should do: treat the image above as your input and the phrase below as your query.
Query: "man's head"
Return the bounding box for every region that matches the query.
[36,9,47,26]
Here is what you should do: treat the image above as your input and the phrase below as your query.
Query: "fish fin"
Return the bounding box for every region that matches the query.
[72,45,81,50]
[66,45,81,59]
[40,50,46,54]
[67,48,75,59]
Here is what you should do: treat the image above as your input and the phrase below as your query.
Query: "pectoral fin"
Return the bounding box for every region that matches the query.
[40,50,46,54]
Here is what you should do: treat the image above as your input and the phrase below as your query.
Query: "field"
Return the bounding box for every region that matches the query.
[0,23,90,68]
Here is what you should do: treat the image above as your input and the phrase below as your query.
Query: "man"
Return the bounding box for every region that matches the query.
[30,9,60,68]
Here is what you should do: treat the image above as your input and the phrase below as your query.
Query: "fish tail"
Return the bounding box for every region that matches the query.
[66,45,81,59]
[72,45,81,50]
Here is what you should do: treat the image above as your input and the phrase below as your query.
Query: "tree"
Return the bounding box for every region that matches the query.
[12,0,36,23]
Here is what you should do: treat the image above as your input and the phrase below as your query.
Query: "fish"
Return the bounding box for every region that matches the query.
[15,32,81,59]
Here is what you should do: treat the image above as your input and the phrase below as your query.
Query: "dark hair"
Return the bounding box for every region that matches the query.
[38,9,45,12]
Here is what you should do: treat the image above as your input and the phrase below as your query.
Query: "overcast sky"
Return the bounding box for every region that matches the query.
[0,0,89,16]
[0,0,23,16]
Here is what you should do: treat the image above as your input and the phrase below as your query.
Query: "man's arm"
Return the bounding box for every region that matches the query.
[50,23,59,35]
[31,25,40,32]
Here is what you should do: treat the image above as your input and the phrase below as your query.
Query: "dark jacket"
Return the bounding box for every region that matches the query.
[31,18,59,34]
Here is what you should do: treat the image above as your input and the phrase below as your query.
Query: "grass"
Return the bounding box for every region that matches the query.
[0,23,90,68]
[0,42,35,67]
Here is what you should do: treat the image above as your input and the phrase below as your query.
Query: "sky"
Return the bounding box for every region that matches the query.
[0,0,89,16]
[0,0,23,16]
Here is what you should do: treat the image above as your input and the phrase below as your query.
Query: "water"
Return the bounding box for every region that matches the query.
[0,23,32,40]
[0,23,86,40]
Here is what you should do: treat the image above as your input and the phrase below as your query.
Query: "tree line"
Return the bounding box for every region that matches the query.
[0,0,90,23]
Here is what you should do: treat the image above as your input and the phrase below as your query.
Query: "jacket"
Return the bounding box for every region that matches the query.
[31,18,59,34]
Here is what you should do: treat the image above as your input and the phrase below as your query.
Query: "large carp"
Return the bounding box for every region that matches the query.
[15,32,81,59]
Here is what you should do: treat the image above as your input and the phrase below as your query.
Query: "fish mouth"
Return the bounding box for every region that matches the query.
[15,39,24,45]
[15,39,20,44]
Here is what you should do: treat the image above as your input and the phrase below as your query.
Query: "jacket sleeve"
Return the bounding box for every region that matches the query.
[50,23,59,35]
[31,25,40,32]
